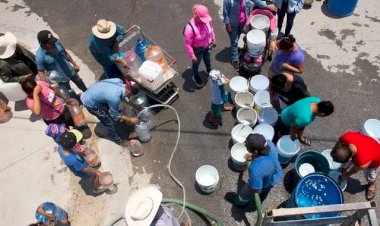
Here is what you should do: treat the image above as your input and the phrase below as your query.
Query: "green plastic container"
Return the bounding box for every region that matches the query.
[295,151,330,178]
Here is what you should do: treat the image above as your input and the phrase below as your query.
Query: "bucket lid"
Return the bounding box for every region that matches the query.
[363,119,380,139]
[250,14,270,30]
[250,75,269,92]
[246,29,266,45]
[252,123,274,140]
[230,76,248,92]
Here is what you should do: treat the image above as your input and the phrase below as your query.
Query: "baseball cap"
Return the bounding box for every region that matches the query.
[194,4,212,23]
[57,129,83,149]
[245,134,270,155]
[37,30,58,44]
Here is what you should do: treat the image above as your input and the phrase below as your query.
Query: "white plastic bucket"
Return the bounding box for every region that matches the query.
[236,108,258,127]
[231,123,253,144]
[246,29,266,57]
[0,82,26,101]
[249,74,270,93]
[254,90,272,110]
[195,165,219,193]
[321,149,342,170]
[362,119,380,141]
[231,143,250,167]
[250,14,270,34]
[252,123,275,141]
[258,107,278,126]
[234,91,254,109]
[276,135,301,164]
[138,60,163,82]
[229,76,249,103]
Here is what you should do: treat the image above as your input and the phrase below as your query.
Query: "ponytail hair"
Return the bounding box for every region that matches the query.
[279,35,296,51]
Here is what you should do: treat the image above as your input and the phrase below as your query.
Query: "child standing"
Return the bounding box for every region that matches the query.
[209,69,234,126]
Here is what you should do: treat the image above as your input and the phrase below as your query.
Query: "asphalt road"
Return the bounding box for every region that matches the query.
[24,0,380,225]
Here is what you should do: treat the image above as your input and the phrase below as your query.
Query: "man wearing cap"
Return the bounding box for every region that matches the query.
[36,30,87,102]
[184,4,216,88]
[125,185,189,226]
[0,32,37,83]
[56,130,104,193]
[88,19,129,80]
[225,134,282,207]
[223,0,253,70]
[81,78,138,146]
[29,202,70,226]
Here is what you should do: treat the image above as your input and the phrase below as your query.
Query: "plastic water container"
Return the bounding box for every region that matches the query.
[254,90,272,110]
[231,123,253,144]
[250,14,270,34]
[327,0,358,17]
[230,143,250,170]
[67,99,87,127]
[0,82,26,101]
[195,165,219,193]
[276,135,301,164]
[234,91,254,109]
[98,171,114,189]
[134,121,152,143]
[295,151,330,178]
[124,49,142,78]
[252,123,275,141]
[291,173,344,219]
[362,119,380,141]
[321,149,342,170]
[236,108,258,127]
[128,139,144,157]
[249,74,269,93]
[258,107,278,126]
[138,60,163,83]
[135,38,150,61]
[246,29,266,57]
[84,148,101,168]
[144,45,169,72]
[229,76,249,103]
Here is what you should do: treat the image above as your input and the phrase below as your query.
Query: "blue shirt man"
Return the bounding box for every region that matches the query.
[81,78,138,145]
[88,19,129,79]
[225,134,283,207]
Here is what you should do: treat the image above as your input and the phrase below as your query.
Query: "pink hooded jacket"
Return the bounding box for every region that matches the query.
[183,18,216,60]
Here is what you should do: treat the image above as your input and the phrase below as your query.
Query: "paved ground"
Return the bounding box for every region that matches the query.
[0,0,379,225]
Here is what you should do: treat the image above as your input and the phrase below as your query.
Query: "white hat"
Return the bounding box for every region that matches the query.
[209,69,225,85]
[124,185,163,226]
[92,19,117,39]
[0,32,17,59]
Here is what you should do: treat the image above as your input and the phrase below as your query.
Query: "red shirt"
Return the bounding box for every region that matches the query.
[339,131,380,168]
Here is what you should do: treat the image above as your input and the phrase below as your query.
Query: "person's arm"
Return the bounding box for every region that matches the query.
[120,115,139,124]
[81,166,101,176]
[223,0,232,33]
[30,85,43,115]
[281,63,304,73]
[115,56,129,68]
[290,124,299,140]
[37,206,56,221]
[37,70,47,81]
[53,87,71,103]
[341,163,362,179]
[64,50,79,72]
[183,24,197,61]
[210,22,216,47]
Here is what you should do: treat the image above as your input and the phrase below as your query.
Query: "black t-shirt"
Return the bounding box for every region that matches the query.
[276,74,307,105]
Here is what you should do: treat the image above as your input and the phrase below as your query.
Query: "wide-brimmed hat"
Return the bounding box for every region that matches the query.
[124,185,163,226]
[245,134,270,155]
[0,32,17,59]
[194,4,212,23]
[92,19,117,39]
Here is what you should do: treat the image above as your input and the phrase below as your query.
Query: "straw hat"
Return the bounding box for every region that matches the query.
[0,32,17,59]
[92,19,117,39]
[124,185,163,226]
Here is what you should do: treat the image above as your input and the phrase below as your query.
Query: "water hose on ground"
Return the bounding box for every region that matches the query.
[162,198,223,226]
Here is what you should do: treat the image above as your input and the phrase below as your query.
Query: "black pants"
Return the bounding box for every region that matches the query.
[43,106,75,128]
[277,9,296,37]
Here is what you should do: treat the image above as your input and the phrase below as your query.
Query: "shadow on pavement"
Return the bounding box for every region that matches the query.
[181,68,198,93]
[78,177,103,197]
[345,177,366,194]
[283,169,299,194]
[215,47,231,63]
[29,113,42,122]
[203,111,218,130]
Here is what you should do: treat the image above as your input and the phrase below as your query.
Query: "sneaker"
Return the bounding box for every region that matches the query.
[232,61,240,71]
[192,75,203,88]
[224,192,248,208]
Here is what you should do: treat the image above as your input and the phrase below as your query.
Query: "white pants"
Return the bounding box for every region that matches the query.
[364,167,380,183]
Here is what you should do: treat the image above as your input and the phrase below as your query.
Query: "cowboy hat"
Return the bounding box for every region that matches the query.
[0,32,17,59]
[92,19,117,39]
[124,185,163,226]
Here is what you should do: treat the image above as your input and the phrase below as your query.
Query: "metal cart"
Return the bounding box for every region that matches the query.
[117,25,179,105]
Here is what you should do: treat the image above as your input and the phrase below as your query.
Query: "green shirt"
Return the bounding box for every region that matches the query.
[281,96,321,127]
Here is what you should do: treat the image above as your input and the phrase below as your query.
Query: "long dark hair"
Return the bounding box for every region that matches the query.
[279,35,296,51]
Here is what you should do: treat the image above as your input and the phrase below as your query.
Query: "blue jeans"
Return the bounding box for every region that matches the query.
[192,47,212,78]
[229,25,244,62]
[85,105,122,143]
[103,63,124,80]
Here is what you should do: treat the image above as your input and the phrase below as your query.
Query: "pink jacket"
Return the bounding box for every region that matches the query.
[183,18,216,60]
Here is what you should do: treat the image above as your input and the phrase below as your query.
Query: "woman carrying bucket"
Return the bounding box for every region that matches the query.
[208,69,234,126]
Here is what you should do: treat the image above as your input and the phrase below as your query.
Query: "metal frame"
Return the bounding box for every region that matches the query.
[260,201,378,226]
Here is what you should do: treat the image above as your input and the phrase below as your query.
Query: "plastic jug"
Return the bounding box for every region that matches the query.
[83,147,101,168]
[135,38,150,62]
[67,98,87,127]
[144,45,169,72]
[135,121,152,143]
[124,49,142,78]
[138,60,163,83]
[128,139,144,157]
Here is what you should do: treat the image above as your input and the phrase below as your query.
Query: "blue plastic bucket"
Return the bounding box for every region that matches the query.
[327,0,358,17]
[290,173,344,219]
[276,135,301,164]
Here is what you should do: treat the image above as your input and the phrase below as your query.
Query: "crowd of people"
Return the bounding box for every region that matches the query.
[0,1,379,225]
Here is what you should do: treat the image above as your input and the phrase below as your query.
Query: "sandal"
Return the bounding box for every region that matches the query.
[223,104,234,111]
[366,186,376,201]
[299,136,311,146]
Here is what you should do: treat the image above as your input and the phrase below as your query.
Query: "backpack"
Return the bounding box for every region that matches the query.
[183,22,195,36]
